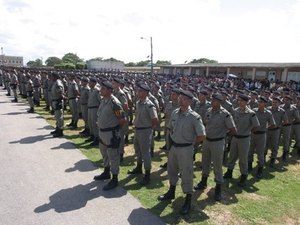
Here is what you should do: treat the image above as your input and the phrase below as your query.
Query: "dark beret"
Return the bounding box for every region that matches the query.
[272,96,282,103]
[171,88,181,95]
[284,95,293,100]
[180,90,194,99]
[238,94,250,102]
[81,76,90,82]
[90,77,97,83]
[251,91,258,96]
[101,81,113,90]
[212,93,224,101]
[199,90,208,96]
[137,83,151,92]
[113,78,126,85]
[259,96,268,103]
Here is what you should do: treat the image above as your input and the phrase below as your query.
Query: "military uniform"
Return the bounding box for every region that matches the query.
[33,74,41,106]
[10,72,19,102]
[26,75,35,113]
[67,79,79,128]
[249,106,275,176]
[291,102,300,155]
[80,79,90,135]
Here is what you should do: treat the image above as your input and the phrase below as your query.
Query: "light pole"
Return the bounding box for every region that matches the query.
[141,36,153,77]
[1,47,3,67]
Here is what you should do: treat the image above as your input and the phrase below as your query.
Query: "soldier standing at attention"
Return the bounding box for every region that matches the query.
[10,70,19,103]
[291,96,300,156]
[33,73,41,106]
[50,72,65,137]
[223,94,260,187]
[79,77,90,136]
[93,81,126,190]
[248,96,276,178]
[127,83,158,186]
[158,90,205,215]
[86,77,101,146]
[194,93,236,201]
[66,74,80,129]
[281,95,300,161]
[265,97,288,167]
[26,74,35,113]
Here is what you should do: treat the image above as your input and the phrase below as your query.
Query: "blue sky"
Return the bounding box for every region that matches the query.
[0,0,300,64]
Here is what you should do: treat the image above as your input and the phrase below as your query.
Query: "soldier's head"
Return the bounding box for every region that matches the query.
[211,93,223,109]
[179,90,193,108]
[89,77,97,88]
[238,94,249,108]
[258,96,268,109]
[137,83,150,100]
[100,81,113,98]
[272,97,281,108]
[198,90,208,101]
[170,88,181,102]
[283,95,292,105]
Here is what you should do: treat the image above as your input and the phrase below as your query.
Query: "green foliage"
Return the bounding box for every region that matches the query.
[76,62,87,69]
[125,62,136,67]
[26,58,43,68]
[155,60,171,66]
[136,60,151,67]
[62,53,83,64]
[45,56,62,67]
[189,58,218,64]
[53,62,76,69]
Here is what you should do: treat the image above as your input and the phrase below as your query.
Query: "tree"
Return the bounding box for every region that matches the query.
[125,62,136,67]
[62,53,83,64]
[26,58,43,68]
[136,60,150,67]
[45,56,62,67]
[155,60,171,66]
[189,58,218,64]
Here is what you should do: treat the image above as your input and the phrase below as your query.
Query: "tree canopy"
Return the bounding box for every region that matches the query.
[26,58,43,68]
[62,53,83,64]
[45,56,62,67]
[189,58,218,64]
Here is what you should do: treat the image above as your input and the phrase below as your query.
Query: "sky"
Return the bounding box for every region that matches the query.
[1,0,300,65]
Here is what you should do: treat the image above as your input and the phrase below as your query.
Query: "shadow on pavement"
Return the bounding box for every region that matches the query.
[128,207,166,225]
[34,181,127,213]
[65,159,97,172]
[2,111,26,115]
[9,134,53,144]
[51,141,77,150]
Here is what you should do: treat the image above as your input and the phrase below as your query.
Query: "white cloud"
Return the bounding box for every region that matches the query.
[0,0,299,64]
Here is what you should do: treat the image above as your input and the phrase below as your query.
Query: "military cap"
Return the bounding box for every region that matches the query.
[137,83,151,92]
[238,94,250,102]
[204,86,213,92]
[101,81,113,90]
[259,96,268,103]
[81,76,90,82]
[153,81,160,88]
[51,72,60,78]
[199,90,208,96]
[221,90,229,96]
[212,93,223,101]
[264,90,271,95]
[284,95,293,100]
[180,90,194,99]
[113,77,126,85]
[272,96,282,103]
[237,89,244,94]
[171,88,181,95]
[251,91,258,96]
[89,77,98,83]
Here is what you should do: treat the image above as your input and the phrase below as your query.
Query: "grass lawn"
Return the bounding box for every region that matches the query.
[34,101,300,225]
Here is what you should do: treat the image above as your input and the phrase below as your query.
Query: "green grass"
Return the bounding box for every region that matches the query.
[33,100,300,225]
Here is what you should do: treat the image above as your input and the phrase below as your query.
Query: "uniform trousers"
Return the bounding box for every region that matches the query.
[202,139,225,184]
[167,145,194,194]
[133,128,152,171]
[227,136,250,175]
[81,104,88,128]
[291,124,300,149]
[281,125,292,153]
[69,98,79,122]
[99,141,120,175]
[249,133,266,167]
[88,108,98,137]
[265,129,281,159]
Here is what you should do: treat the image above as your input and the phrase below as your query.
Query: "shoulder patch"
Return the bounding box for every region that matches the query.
[251,114,256,117]
[226,114,230,118]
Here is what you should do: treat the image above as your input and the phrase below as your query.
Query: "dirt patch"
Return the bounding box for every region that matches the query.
[243,193,268,201]
[204,208,247,225]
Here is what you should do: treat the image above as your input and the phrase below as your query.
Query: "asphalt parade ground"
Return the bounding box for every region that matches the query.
[0,89,165,225]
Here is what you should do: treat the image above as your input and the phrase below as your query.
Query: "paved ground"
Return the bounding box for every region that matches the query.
[0,89,165,225]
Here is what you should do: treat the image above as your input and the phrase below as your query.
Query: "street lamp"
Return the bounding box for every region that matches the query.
[1,47,3,67]
[140,36,153,77]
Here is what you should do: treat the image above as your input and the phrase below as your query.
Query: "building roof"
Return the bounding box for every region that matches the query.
[162,63,300,68]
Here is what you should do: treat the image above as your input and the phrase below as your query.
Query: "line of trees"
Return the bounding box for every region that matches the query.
[26,53,218,69]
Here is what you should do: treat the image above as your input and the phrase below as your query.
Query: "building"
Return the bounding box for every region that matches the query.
[87,60,124,71]
[160,63,300,82]
[0,55,23,67]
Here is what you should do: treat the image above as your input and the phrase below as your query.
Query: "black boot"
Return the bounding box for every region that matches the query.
[79,128,89,136]
[159,145,167,150]
[297,148,300,157]
[238,174,247,187]
[270,158,275,168]
[158,185,176,201]
[120,153,124,163]
[160,162,168,169]
[50,127,58,135]
[155,132,161,140]
[103,174,118,190]
[140,170,151,186]
[53,129,63,138]
[85,135,95,143]
[194,176,208,190]
[128,163,143,175]
[90,137,99,147]
[282,151,288,162]
[67,120,74,127]
[124,135,129,145]
[27,107,34,113]
[248,162,253,172]
[70,121,78,129]
[11,98,18,102]
[214,184,222,201]
[180,194,192,215]
[223,169,233,179]
[94,167,111,180]
[150,148,154,158]
[256,166,263,179]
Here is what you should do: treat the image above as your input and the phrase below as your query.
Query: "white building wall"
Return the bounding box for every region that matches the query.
[87,60,124,71]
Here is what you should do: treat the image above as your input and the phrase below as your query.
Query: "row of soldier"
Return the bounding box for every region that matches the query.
[1,67,300,215]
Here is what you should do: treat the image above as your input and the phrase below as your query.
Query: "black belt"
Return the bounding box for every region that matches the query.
[234,135,250,139]
[81,103,87,105]
[135,127,152,130]
[293,122,300,125]
[88,106,98,109]
[206,137,225,142]
[69,97,76,100]
[52,98,62,102]
[100,125,120,132]
[172,141,193,147]
[268,127,279,131]
[253,131,266,134]
[34,86,40,88]
[283,123,291,127]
